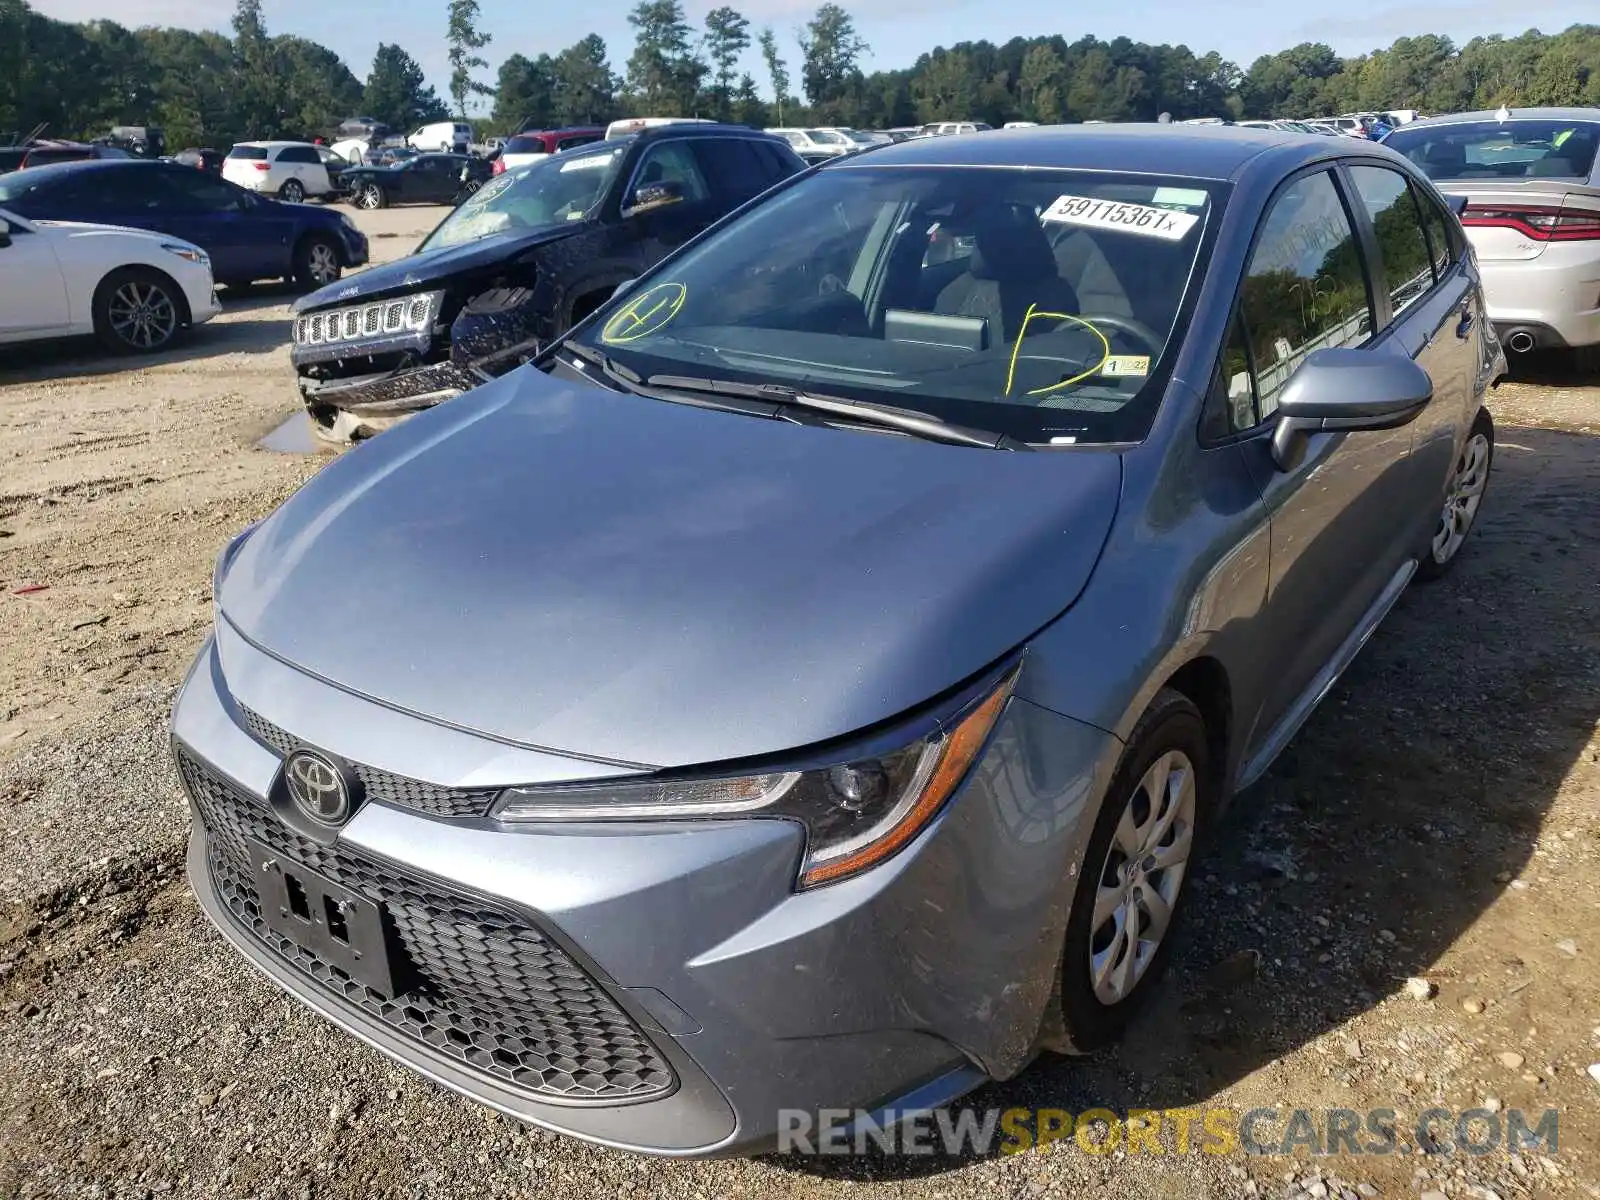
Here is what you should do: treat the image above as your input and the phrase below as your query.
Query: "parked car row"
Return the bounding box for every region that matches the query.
[172,116,1514,1162]
[0,157,368,354]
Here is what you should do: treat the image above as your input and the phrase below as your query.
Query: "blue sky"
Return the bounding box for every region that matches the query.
[32,0,1600,114]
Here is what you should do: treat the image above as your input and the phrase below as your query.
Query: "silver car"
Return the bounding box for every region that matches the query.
[1384,108,1600,355]
[173,125,1504,1156]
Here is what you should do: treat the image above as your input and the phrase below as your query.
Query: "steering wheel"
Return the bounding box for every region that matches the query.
[1073,312,1165,356]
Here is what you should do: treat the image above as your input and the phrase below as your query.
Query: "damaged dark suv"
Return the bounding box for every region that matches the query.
[290,123,806,441]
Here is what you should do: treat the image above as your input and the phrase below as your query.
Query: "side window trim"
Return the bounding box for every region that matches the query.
[1329,160,1391,332]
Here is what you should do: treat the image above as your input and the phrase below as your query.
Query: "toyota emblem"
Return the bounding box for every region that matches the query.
[284,750,351,824]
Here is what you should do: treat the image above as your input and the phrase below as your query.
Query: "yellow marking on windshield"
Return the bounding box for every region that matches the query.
[601,282,687,344]
[1004,304,1112,397]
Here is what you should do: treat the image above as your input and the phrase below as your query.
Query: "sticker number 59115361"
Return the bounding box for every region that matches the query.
[1042,195,1202,241]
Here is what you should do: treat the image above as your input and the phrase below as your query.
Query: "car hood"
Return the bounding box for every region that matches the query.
[219,370,1122,769]
[292,224,583,313]
[34,218,197,249]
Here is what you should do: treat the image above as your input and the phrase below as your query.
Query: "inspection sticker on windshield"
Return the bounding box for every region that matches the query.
[1101,355,1150,377]
[1042,195,1201,241]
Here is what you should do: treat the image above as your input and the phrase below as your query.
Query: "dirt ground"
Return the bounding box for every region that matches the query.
[0,203,1596,1200]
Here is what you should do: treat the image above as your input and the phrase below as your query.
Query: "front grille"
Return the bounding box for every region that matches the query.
[294,291,440,347]
[180,749,677,1102]
[237,706,497,819]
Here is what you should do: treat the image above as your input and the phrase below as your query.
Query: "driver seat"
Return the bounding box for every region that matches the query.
[933,206,1079,346]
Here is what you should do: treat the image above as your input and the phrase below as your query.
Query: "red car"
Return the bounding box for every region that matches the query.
[492,127,605,175]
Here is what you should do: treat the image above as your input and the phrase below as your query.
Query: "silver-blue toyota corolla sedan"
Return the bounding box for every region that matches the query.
[173,125,1504,1155]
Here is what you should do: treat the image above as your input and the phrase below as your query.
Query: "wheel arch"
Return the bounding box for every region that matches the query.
[1157,656,1233,805]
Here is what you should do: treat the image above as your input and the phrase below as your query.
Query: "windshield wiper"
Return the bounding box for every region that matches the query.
[646,375,1024,448]
[776,389,1032,451]
[570,357,1028,449]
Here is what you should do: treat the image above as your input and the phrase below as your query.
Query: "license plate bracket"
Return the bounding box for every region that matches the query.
[246,839,400,998]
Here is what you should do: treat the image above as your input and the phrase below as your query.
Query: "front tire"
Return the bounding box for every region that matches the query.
[293,235,342,290]
[357,183,385,210]
[93,267,186,355]
[1049,688,1210,1053]
[1417,408,1494,581]
[279,178,305,203]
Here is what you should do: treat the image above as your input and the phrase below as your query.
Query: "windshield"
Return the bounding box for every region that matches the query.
[421,143,625,250]
[1385,120,1600,181]
[567,165,1220,445]
[809,129,848,145]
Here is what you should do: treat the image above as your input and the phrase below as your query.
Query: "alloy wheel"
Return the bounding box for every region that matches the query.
[107,280,177,350]
[1431,432,1490,565]
[1088,749,1196,1005]
[359,185,381,210]
[282,180,304,203]
[306,242,340,286]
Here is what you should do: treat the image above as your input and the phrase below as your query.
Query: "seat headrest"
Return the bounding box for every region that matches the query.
[968,208,1057,283]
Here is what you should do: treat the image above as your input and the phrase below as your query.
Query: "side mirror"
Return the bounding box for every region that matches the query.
[624,179,685,217]
[612,278,637,298]
[0,219,10,249]
[1270,348,1432,472]
[1448,193,1468,217]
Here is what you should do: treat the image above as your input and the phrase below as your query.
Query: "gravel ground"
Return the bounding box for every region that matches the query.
[1,207,1598,1199]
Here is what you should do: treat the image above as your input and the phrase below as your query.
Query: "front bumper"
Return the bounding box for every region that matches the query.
[172,621,1119,1155]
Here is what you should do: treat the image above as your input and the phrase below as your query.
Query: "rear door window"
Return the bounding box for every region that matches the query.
[1346,164,1436,318]
[1414,189,1459,276]
[692,139,770,205]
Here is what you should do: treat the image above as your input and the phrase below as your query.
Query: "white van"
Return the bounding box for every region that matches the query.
[604,117,713,141]
[407,121,473,153]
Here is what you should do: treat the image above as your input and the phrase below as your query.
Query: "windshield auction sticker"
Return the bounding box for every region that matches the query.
[1042,195,1201,241]
[600,282,687,344]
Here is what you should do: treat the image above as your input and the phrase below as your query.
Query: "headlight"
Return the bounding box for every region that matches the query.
[490,667,1017,889]
[162,242,209,267]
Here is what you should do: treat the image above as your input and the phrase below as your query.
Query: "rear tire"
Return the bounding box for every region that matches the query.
[1417,408,1494,581]
[1046,688,1210,1054]
[92,267,187,355]
[357,183,385,211]
[293,235,342,291]
[279,178,305,203]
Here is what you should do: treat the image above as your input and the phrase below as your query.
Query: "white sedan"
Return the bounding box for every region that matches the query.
[0,206,221,354]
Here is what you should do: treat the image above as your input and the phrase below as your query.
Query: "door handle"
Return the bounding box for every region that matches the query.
[1455,306,1474,339]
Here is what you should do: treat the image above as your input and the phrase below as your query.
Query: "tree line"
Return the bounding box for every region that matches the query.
[4,0,1600,151]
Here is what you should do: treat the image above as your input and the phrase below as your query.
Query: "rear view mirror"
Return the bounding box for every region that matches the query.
[624,179,685,217]
[1270,348,1432,471]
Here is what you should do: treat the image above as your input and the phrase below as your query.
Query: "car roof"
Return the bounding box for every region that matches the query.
[1400,107,1600,129]
[4,158,183,181]
[822,123,1360,181]
[235,140,315,149]
[635,122,785,144]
